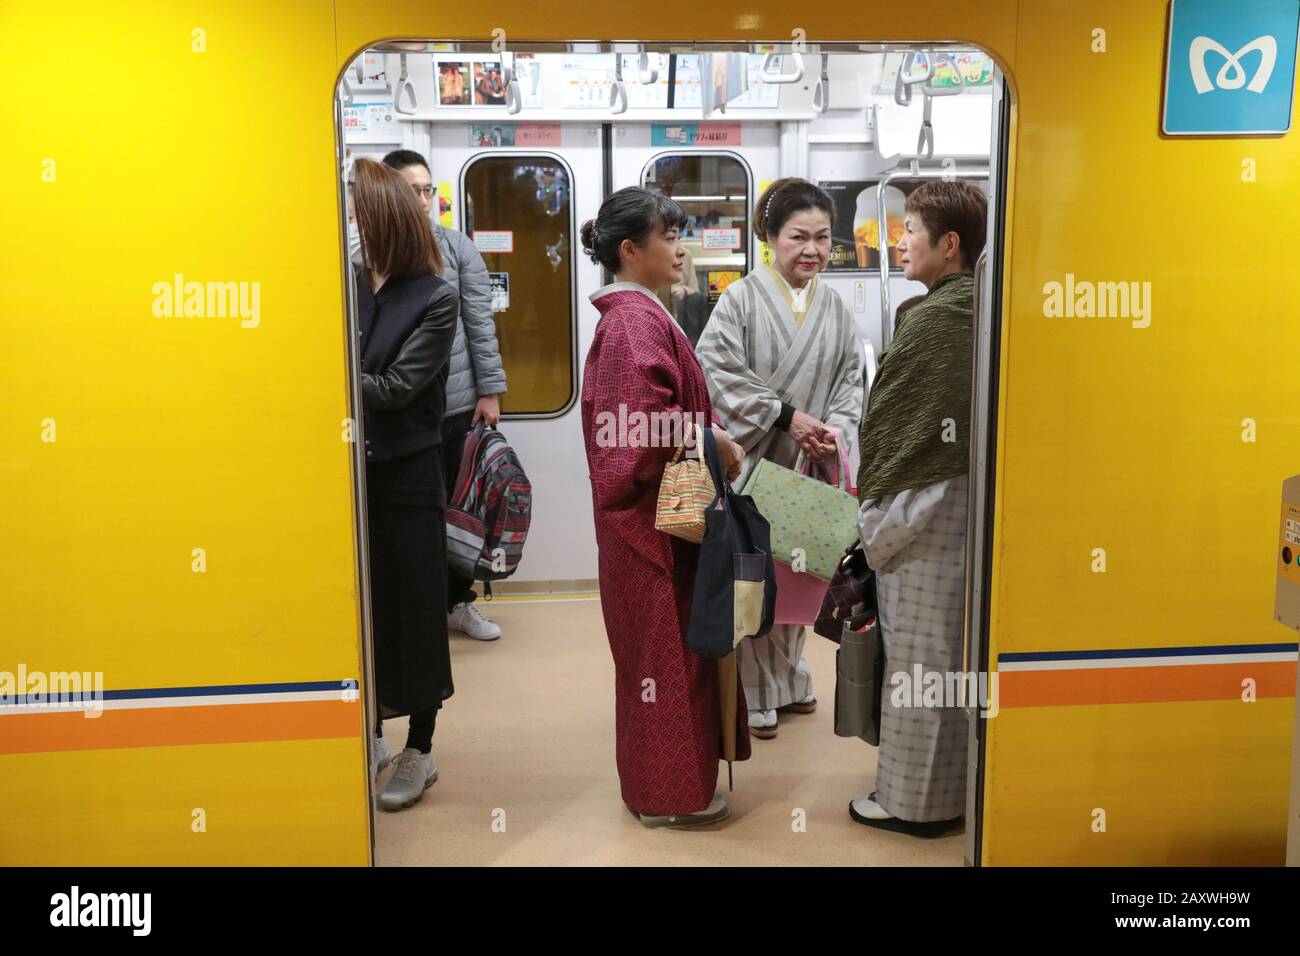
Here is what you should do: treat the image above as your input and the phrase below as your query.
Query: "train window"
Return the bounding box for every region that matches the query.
[642,152,751,347]
[461,154,576,418]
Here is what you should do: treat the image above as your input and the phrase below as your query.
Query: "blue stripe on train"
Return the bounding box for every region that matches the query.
[998,642,1298,664]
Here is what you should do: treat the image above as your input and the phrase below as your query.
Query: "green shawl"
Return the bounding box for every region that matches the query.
[857,271,974,502]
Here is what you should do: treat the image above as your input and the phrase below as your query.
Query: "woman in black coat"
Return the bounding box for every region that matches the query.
[350,158,458,811]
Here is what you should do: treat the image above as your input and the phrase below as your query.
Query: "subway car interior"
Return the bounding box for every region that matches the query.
[339,41,1003,866]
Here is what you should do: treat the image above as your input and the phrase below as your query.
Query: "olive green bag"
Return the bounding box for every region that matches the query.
[740,443,860,582]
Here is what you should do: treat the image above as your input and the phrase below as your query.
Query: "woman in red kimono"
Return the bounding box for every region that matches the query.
[580,187,748,828]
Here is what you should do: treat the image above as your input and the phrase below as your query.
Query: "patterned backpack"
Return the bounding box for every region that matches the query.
[446,423,532,595]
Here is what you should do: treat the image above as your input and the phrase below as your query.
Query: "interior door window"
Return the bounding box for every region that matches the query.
[462,156,575,416]
[642,153,750,347]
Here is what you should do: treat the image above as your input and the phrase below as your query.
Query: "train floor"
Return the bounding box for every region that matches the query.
[374,595,964,866]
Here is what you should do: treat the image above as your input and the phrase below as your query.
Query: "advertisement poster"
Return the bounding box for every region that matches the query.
[489,273,510,312]
[700,53,748,118]
[469,123,562,147]
[473,62,507,106]
[437,61,472,106]
[438,181,455,228]
[560,54,668,109]
[675,54,776,109]
[820,178,988,271]
[820,180,906,272]
[876,51,994,94]
[513,53,546,109]
[342,101,402,143]
[650,123,742,147]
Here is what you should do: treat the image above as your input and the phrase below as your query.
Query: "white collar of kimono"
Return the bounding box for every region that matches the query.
[765,264,814,312]
[590,281,673,320]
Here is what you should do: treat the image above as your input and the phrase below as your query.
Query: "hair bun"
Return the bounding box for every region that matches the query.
[580,218,598,254]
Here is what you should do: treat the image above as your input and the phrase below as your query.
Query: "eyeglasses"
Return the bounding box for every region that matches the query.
[411,185,435,198]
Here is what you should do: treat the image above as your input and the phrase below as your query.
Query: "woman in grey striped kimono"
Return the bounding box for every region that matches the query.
[695,178,863,739]
[851,179,987,837]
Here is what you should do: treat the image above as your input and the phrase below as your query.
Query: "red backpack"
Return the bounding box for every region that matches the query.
[446,423,532,595]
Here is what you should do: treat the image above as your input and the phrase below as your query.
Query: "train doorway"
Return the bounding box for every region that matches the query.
[334,39,1010,866]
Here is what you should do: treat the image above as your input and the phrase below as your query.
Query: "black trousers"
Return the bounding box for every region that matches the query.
[441,410,478,610]
[367,445,454,719]
[376,703,439,754]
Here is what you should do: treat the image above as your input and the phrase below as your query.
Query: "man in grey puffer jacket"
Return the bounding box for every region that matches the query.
[380,150,508,641]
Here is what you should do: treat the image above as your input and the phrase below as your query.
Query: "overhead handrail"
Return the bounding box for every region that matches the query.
[812,53,829,114]
[638,52,659,85]
[392,53,417,115]
[893,50,933,106]
[923,50,967,97]
[760,28,806,84]
[876,166,990,351]
[340,58,365,106]
[609,54,628,114]
[916,92,936,160]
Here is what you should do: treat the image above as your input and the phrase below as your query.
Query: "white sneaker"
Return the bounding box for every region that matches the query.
[448,602,502,641]
[371,734,392,773]
[380,748,438,811]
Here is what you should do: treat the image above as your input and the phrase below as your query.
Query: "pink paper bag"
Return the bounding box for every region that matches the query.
[772,436,851,625]
[774,560,829,625]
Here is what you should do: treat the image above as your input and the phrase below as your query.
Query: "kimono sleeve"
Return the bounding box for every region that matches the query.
[584,318,698,513]
[857,477,953,573]
[694,284,784,452]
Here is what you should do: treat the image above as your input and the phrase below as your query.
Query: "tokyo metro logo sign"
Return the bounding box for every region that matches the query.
[1163,0,1299,134]
[1188,36,1278,94]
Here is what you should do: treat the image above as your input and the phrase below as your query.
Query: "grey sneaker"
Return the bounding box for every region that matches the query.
[379,748,438,811]
[371,734,392,773]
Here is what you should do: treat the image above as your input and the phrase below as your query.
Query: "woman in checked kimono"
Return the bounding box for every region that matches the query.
[580,187,748,828]
[695,178,864,739]
[850,179,987,837]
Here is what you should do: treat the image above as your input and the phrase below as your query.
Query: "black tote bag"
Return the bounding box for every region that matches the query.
[686,428,777,658]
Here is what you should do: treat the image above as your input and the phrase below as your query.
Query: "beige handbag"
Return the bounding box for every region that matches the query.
[655,423,716,543]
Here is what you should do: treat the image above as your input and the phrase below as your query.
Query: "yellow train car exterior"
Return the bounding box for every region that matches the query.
[1,0,1295,865]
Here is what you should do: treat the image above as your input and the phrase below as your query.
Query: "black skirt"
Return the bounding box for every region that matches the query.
[366,444,453,718]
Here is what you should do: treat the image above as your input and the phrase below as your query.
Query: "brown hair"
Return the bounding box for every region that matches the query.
[351,157,443,278]
[903,180,987,270]
[751,177,834,243]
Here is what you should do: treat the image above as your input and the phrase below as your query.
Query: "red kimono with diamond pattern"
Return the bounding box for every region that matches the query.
[581,287,751,816]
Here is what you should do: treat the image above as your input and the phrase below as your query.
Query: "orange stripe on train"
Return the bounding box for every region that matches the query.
[999,660,1297,709]
[0,699,360,755]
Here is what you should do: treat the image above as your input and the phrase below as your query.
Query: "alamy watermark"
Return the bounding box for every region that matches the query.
[889,665,999,718]
[0,664,105,718]
[591,404,711,449]
[50,886,151,936]
[152,274,261,328]
[1042,273,1151,329]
